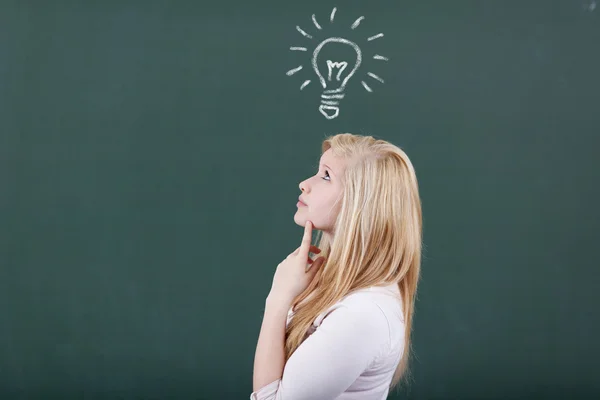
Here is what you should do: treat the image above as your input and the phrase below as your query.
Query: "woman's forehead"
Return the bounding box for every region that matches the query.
[320,148,344,168]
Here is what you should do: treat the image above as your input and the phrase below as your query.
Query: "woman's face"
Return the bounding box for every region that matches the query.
[294,149,346,235]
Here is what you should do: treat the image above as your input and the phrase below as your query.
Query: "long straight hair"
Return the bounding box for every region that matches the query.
[284,133,423,392]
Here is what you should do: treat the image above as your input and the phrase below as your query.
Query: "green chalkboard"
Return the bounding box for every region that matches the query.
[1,1,599,399]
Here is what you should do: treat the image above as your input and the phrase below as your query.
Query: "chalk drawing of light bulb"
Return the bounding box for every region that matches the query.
[286,6,388,120]
[312,38,361,119]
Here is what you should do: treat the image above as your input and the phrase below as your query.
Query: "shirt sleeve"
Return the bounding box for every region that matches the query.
[250,300,390,400]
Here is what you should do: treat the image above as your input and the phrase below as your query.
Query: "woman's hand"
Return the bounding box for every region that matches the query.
[267,221,326,305]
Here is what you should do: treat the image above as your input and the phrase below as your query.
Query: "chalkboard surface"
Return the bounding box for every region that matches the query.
[1,1,599,399]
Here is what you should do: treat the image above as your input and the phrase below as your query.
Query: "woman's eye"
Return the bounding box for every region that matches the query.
[321,170,330,181]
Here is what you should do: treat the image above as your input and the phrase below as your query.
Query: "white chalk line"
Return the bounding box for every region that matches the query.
[286,65,303,76]
[367,33,384,41]
[296,26,313,39]
[300,80,311,90]
[367,72,384,83]
[321,94,344,99]
[312,14,322,30]
[351,16,364,29]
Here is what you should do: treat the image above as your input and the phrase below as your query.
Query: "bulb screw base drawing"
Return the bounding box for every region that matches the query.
[319,92,345,120]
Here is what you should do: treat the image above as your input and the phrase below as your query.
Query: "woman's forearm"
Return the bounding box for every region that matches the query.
[252,296,293,392]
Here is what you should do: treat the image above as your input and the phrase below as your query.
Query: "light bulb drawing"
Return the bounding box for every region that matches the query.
[312,38,361,119]
[286,7,388,120]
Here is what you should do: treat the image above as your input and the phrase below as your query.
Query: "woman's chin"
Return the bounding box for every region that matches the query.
[294,210,313,225]
[293,213,304,226]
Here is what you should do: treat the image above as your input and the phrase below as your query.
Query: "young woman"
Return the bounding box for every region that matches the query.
[252,133,423,400]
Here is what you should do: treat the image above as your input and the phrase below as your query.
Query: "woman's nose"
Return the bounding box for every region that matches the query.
[299,180,309,193]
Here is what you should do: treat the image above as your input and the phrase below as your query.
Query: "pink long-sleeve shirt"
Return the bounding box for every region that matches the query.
[250,283,405,400]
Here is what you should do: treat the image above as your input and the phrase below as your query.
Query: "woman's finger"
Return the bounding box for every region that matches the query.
[298,221,313,258]
[306,256,325,272]
[293,245,320,257]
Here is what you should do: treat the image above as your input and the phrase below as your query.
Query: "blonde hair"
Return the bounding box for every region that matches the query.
[285,133,423,393]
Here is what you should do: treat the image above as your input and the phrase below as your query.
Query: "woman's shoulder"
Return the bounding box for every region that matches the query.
[315,283,404,328]
[309,284,404,360]
[287,283,404,332]
[340,284,405,358]
[341,283,403,312]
